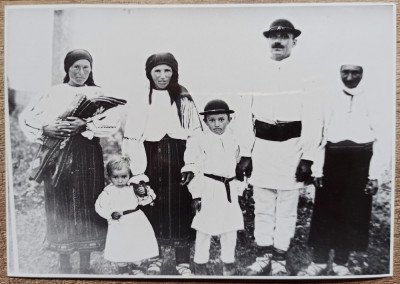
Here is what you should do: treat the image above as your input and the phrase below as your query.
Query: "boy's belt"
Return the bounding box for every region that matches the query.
[255,119,302,142]
[204,173,235,203]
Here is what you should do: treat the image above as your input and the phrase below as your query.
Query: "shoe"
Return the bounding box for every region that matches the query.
[333,263,352,276]
[176,263,192,276]
[194,263,208,275]
[59,265,72,274]
[79,267,94,274]
[222,262,236,276]
[245,254,272,276]
[270,259,288,276]
[117,265,129,275]
[147,257,163,275]
[130,268,145,276]
[59,254,72,274]
[128,263,145,276]
[297,262,326,276]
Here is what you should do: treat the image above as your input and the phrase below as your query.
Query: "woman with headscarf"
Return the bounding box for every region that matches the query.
[122,52,202,276]
[20,49,122,274]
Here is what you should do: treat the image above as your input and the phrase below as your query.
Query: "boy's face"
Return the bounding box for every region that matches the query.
[205,113,231,135]
[110,168,130,188]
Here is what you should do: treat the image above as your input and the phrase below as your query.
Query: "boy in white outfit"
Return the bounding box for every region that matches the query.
[181,99,245,276]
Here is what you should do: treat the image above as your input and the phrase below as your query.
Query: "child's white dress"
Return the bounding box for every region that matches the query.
[95,184,158,262]
[182,127,245,236]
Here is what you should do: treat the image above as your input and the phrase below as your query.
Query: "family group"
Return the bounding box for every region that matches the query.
[19,18,379,277]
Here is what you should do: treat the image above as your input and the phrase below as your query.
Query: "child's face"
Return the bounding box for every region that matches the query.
[110,167,130,187]
[205,113,231,135]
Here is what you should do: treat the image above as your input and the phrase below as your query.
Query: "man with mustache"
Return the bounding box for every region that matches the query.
[236,19,322,276]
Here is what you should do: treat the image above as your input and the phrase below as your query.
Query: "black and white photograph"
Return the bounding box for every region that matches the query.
[4,3,396,280]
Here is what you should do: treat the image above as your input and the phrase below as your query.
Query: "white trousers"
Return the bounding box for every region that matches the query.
[253,186,300,252]
[194,230,237,264]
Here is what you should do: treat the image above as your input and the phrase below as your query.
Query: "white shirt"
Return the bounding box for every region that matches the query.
[238,56,322,189]
[313,86,379,179]
[326,90,374,143]
[182,127,240,198]
[182,127,245,235]
[144,89,187,141]
[122,87,202,178]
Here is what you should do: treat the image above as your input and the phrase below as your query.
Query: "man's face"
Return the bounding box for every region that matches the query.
[340,65,363,89]
[205,113,231,135]
[267,32,297,61]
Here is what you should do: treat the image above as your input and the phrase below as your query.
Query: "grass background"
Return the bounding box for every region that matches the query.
[6,90,392,277]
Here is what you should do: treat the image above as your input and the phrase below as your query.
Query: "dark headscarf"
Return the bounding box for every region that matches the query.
[145,52,178,78]
[145,53,182,105]
[63,49,96,86]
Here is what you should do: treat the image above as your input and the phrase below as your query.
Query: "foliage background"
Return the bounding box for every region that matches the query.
[7,90,392,277]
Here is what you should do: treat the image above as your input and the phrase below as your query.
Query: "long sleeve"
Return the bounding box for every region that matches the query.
[95,189,113,221]
[121,138,148,178]
[366,101,381,180]
[180,95,203,137]
[300,87,324,162]
[236,95,255,157]
[181,134,203,174]
[19,92,53,144]
[181,134,204,198]
[122,100,149,178]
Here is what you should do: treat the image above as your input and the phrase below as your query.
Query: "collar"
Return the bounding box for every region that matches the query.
[342,85,364,97]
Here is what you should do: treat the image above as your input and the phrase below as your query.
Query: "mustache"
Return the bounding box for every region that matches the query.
[272,43,285,48]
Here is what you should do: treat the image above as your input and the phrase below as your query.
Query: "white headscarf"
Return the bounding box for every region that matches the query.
[339,54,369,96]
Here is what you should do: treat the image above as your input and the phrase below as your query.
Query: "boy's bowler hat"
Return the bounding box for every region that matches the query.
[263,19,301,38]
[200,99,235,115]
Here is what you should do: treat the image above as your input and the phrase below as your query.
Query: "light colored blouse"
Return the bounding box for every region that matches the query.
[142,89,188,141]
[122,87,202,180]
[313,86,379,179]
[19,83,121,144]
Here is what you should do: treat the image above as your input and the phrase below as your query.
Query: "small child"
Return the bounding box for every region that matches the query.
[181,99,246,276]
[95,155,158,275]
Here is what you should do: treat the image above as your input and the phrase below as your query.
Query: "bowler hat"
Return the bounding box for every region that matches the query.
[200,99,235,115]
[263,19,301,38]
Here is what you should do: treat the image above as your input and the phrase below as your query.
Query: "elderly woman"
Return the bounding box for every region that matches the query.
[122,52,202,276]
[20,49,122,274]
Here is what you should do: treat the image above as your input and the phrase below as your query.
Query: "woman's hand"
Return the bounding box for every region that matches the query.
[63,117,87,135]
[132,181,148,197]
[180,171,194,186]
[191,198,202,214]
[43,117,86,139]
[42,120,73,139]
[313,177,323,189]
[365,179,378,195]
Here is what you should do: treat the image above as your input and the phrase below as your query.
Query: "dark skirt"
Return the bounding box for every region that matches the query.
[43,136,107,253]
[143,137,194,245]
[308,140,373,263]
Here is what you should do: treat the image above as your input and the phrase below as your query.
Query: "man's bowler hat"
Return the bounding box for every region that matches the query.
[263,19,301,38]
[200,99,235,115]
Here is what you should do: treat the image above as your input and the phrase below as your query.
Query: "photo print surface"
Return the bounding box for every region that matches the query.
[5,3,396,279]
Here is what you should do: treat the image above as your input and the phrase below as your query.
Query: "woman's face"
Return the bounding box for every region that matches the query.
[68,59,91,86]
[151,64,173,90]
